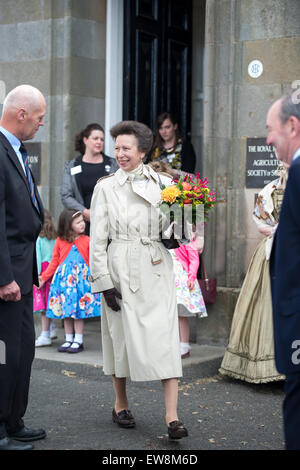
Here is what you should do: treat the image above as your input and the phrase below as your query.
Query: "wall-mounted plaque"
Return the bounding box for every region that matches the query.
[25,142,41,185]
[248,59,263,78]
[246,137,279,188]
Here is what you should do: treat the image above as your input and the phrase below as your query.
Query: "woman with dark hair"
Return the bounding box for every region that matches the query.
[90,120,188,439]
[61,123,118,234]
[149,112,196,175]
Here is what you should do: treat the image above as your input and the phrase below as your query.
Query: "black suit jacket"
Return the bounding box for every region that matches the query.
[270,153,300,374]
[0,132,44,295]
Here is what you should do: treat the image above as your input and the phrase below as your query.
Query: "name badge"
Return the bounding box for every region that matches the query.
[71,165,82,176]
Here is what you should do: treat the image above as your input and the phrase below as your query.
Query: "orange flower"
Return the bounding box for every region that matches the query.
[182,182,193,191]
[49,297,57,308]
[192,186,201,192]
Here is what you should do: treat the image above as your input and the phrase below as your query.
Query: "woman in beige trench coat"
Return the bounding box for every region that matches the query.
[89,121,188,439]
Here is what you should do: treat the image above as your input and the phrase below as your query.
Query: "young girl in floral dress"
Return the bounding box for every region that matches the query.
[39,209,101,353]
[34,209,57,347]
[170,239,207,358]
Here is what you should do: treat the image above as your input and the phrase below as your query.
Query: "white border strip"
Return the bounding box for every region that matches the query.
[105,0,124,157]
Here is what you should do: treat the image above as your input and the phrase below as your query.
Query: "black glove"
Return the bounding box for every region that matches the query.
[161,232,180,250]
[103,288,122,312]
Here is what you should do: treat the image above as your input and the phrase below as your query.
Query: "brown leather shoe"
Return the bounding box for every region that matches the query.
[168,420,188,439]
[112,409,136,428]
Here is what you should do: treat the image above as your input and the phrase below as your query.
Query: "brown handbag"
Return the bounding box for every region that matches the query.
[198,256,217,305]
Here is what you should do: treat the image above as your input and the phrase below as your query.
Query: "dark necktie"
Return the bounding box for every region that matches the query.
[19,143,40,213]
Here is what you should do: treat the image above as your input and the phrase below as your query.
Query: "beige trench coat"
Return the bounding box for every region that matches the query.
[89,164,182,381]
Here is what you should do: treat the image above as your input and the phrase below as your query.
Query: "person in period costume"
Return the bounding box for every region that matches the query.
[219,164,288,383]
[170,239,207,359]
[61,123,118,235]
[34,209,57,347]
[90,120,188,439]
[39,209,101,353]
[268,94,300,450]
[147,112,196,176]
[0,85,46,450]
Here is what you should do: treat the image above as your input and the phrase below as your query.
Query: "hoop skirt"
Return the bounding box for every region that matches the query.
[219,237,284,383]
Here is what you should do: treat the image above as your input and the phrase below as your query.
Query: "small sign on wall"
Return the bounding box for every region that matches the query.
[248,60,263,79]
[25,142,41,185]
[246,137,279,188]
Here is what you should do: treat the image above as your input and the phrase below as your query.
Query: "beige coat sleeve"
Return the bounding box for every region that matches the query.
[89,181,114,293]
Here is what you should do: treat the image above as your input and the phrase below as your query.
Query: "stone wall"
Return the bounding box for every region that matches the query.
[0,0,107,219]
[203,0,300,287]
[200,0,300,344]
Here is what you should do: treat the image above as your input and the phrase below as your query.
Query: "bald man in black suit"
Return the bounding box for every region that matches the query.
[0,85,45,450]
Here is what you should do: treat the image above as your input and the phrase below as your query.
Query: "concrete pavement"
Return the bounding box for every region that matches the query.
[29,317,285,452]
[34,317,226,369]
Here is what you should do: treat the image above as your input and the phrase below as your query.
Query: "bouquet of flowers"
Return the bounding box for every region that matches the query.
[158,173,216,241]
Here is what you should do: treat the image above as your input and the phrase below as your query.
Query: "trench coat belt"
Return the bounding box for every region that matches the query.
[111,237,162,292]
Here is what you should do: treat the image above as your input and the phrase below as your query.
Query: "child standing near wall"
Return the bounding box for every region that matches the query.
[170,239,207,358]
[34,209,57,347]
[39,209,101,353]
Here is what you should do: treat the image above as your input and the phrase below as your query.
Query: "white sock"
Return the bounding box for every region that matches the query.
[180,342,190,353]
[65,334,74,343]
[73,334,83,344]
[41,330,50,339]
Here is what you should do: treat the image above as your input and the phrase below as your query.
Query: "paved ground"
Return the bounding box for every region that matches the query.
[26,319,285,453]
[33,318,225,369]
[27,358,284,452]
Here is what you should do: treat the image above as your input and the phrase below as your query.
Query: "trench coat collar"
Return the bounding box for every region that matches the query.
[114,164,161,206]
[115,164,159,186]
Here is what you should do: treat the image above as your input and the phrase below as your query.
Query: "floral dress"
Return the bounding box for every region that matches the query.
[46,244,101,320]
[170,251,207,318]
[152,141,183,170]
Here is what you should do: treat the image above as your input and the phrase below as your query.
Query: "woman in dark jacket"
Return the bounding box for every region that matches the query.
[148,112,196,175]
[61,123,118,234]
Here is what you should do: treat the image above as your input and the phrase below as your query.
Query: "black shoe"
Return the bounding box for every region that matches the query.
[168,420,188,439]
[0,436,33,450]
[8,426,46,442]
[58,341,73,352]
[112,409,136,428]
[66,342,84,353]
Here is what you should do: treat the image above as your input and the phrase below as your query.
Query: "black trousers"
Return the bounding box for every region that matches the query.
[0,293,35,438]
[283,372,300,450]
